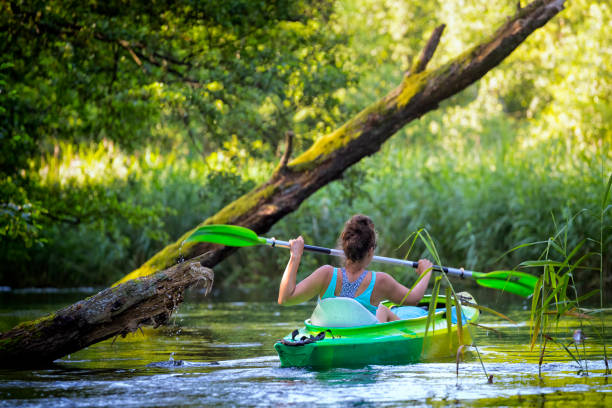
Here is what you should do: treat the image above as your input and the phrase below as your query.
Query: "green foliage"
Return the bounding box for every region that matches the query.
[0,0,353,276]
[225,0,611,299]
[0,143,260,286]
[0,0,610,296]
[502,202,611,375]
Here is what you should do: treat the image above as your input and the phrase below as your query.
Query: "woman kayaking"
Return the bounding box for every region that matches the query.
[278,214,433,322]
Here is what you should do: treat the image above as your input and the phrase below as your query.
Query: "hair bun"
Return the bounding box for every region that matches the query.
[339,215,377,263]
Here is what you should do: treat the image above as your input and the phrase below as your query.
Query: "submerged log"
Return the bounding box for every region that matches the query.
[0,255,214,368]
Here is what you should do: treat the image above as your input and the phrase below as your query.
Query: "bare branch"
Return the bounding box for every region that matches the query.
[407,24,446,77]
[278,131,294,172]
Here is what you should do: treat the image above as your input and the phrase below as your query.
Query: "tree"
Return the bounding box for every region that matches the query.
[1,0,351,273]
[118,0,568,284]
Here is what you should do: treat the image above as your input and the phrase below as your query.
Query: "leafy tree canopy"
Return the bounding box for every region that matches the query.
[1,0,354,256]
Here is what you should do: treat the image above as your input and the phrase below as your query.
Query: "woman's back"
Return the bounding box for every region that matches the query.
[320,267,378,314]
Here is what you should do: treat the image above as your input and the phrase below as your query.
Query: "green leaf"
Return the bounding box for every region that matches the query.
[575,289,600,304]
[519,260,565,268]
[423,276,441,343]
[445,287,452,351]
[602,172,612,210]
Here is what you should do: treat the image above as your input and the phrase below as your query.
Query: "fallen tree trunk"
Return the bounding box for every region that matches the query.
[0,256,213,368]
[118,0,567,284]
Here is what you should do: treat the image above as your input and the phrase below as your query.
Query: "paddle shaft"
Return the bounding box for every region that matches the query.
[265,238,474,279]
[183,224,535,296]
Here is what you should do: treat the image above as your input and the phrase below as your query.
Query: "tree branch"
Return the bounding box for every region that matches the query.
[117,39,143,67]
[407,24,446,77]
[110,37,200,85]
[22,14,199,85]
[278,131,294,172]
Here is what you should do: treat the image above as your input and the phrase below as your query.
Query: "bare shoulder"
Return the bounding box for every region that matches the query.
[311,265,334,289]
[375,271,400,288]
[314,264,334,277]
[374,271,392,283]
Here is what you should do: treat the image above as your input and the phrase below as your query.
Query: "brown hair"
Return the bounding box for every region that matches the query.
[339,214,377,263]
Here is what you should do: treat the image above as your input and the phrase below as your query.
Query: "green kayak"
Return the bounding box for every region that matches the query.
[274,292,479,368]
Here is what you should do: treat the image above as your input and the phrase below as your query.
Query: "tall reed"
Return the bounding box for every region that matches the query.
[502,186,611,376]
[599,171,611,373]
[400,228,502,382]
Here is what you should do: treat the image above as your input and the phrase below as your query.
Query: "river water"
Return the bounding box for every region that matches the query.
[0,288,610,407]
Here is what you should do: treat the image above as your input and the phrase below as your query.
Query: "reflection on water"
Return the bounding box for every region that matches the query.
[0,290,610,407]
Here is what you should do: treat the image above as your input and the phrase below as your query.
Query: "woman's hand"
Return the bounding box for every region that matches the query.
[289,236,304,258]
[416,259,433,276]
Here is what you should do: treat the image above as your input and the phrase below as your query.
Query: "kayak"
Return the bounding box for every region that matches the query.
[274,292,479,368]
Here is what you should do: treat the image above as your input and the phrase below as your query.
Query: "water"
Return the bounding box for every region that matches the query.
[0,289,611,407]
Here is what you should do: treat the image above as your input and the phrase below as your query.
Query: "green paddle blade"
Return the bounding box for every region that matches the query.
[184,224,267,247]
[474,270,538,298]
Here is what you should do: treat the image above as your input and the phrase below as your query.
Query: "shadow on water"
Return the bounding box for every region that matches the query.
[0,290,610,407]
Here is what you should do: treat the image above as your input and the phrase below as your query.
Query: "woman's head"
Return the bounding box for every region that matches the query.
[339,214,377,263]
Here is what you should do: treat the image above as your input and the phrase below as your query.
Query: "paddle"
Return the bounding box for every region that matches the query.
[184,224,538,298]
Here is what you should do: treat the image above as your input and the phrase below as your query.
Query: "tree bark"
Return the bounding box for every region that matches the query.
[0,257,213,367]
[117,0,567,285]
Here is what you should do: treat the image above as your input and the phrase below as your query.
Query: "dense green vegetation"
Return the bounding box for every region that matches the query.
[1,0,351,285]
[1,0,610,301]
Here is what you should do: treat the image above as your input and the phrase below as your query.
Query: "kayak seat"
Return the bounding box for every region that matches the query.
[310,297,379,327]
[390,305,428,320]
[390,305,467,324]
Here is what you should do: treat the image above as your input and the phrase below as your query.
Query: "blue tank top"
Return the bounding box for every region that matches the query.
[321,267,377,315]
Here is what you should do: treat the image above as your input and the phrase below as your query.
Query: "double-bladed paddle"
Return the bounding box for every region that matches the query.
[184,224,537,298]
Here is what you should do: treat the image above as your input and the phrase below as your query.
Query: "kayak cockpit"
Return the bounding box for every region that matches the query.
[275,292,479,368]
[304,293,477,333]
[310,297,378,327]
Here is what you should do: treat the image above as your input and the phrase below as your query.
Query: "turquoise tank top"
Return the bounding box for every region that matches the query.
[321,267,378,315]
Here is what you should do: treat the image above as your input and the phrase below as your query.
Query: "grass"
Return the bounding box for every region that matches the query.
[400,227,525,382]
[259,131,610,300]
[396,208,609,381]
[4,120,608,298]
[599,171,611,373]
[498,173,611,376]
[1,141,271,287]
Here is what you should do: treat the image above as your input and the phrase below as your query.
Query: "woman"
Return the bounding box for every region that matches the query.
[278,214,433,322]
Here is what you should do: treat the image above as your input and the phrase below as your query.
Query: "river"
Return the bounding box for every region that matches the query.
[0,288,610,407]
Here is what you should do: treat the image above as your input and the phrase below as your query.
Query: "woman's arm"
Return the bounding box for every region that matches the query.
[277,236,331,306]
[382,259,433,306]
